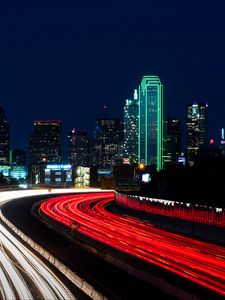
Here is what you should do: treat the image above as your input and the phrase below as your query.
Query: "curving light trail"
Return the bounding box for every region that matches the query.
[40,192,225,298]
[0,224,73,299]
[0,188,100,299]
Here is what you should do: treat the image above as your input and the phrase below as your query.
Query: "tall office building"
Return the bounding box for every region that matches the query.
[186,103,208,159]
[123,89,138,163]
[94,118,122,167]
[68,129,89,166]
[29,120,62,165]
[220,128,225,156]
[163,117,182,166]
[0,105,10,163]
[138,75,163,170]
[11,149,26,165]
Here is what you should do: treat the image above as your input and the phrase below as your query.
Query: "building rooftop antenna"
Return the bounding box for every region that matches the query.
[103,105,107,118]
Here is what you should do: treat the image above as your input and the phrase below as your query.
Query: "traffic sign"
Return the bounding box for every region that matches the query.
[115,178,140,191]
[100,178,116,190]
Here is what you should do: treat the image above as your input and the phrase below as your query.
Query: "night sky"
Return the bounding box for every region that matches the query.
[1,0,225,152]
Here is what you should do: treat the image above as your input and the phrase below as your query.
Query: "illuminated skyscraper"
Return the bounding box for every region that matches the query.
[68,129,89,166]
[123,89,138,163]
[29,120,62,165]
[138,76,163,170]
[220,128,225,156]
[163,117,182,166]
[220,128,225,146]
[186,102,208,159]
[0,105,10,163]
[94,118,122,167]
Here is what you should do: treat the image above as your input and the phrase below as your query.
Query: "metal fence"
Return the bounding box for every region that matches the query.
[115,192,225,228]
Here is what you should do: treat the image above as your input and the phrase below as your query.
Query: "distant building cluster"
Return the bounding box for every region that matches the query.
[0,75,224,187]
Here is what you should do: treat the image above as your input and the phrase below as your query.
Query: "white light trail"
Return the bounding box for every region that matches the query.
[0,188,101,299]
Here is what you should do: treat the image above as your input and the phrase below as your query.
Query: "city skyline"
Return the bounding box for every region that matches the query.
[1,0,225,150]
[0,77,222,155]
[1,2,225,299]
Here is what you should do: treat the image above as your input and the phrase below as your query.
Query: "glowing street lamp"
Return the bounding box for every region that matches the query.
[139,163,145,170]
[134,163,145,179]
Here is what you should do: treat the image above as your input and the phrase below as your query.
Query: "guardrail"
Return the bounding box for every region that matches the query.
[115,192,225,228]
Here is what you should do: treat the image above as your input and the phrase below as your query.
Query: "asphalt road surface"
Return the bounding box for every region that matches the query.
[1,191,175,300]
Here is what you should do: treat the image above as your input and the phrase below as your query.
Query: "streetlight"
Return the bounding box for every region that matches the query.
[133,163,145,179]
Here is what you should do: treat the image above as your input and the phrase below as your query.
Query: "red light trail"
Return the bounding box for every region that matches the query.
[40,192,225,297]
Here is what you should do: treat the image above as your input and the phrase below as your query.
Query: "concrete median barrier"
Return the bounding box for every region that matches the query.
[0,210,107,300]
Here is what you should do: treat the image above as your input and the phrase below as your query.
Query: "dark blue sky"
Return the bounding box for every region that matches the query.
[1,0,225,151]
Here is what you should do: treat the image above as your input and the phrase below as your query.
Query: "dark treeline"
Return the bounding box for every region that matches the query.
[136,157,225,208]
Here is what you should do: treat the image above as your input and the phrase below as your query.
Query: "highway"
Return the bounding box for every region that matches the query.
[40,192,225,298]
[0,189,93,300]
[2,190,174,300]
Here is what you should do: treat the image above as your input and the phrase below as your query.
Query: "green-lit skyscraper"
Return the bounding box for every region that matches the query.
[138,76,163,170]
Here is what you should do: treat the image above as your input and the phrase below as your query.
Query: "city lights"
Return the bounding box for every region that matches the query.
[1,2,225,299]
